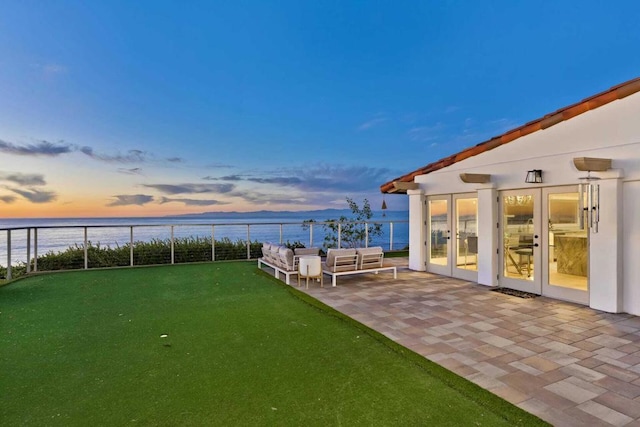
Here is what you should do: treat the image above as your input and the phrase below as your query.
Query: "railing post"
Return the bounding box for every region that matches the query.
[279,224,283,244]
[130,226,134,266]
[310,223,314,247]
[6,230,11,280]
[26,228,31,274]
[365,222,369,248]
[33,228,38,272]
[170,226,175,264]
[246,225,251,260]
[337,223,341,249]
[84,227,88,270]
[211,225,215,261]
[390,222,394,251]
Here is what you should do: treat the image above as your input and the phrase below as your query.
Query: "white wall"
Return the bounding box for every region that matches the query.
[476,187,497,286]
[407,189,426,271]
[405,92,640,313]
[623,181,640,315]
[589,177,623,313]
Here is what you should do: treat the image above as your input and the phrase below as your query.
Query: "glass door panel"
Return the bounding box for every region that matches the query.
[429,199,448,266]
[542,187,588,304]
[454,196,478,273]
[500,190,541,294]
[427,196,451,275]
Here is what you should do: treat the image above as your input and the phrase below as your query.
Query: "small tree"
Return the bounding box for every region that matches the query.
[320,197,383,249]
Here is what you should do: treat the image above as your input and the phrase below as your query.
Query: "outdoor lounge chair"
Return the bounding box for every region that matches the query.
[322,247,397,287]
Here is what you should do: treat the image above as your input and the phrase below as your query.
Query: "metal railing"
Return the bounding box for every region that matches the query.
[1,220,409,280]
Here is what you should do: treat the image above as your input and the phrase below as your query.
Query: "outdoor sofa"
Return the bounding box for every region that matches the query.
[257,243,320,285]
[322,246,397,287]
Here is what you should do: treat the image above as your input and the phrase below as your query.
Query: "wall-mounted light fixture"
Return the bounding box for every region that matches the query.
[525,169,543,183]
[573,157,611,172]
[459,173,491,184]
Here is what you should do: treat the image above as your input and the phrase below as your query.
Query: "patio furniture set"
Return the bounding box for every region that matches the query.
[257,243,397,287]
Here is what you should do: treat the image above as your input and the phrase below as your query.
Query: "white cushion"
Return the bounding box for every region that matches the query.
[325,248,357,269]
[355,247,383,256]
[278,246,295,270]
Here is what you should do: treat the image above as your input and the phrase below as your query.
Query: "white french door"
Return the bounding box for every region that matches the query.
[453,194,478,281]
[427,194,478,281]
[499,186,589,304]
[499,189,542,294]
[427,195,451,276]
[541,186,589,304]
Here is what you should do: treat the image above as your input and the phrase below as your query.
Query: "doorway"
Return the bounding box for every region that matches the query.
[499,186,589,304]
[427,194,478,281]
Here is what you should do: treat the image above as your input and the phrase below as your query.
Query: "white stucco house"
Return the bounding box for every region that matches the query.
[381,77,640,315]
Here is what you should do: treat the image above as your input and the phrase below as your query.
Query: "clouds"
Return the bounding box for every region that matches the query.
[231,190,309,205]
[0,138,184,165]
[159,197,230,206]
[0,135,396,212]
[0,139,73,156]
[357,115,388,131]
[80,147,148,163]
[215,165,391,194]
[0,172,58,204]
[112,164,391,210]
[108,194,154,206]
[246,177,303,185]
[407,123,445,142]
[204,174,243,181]
[0,172,47,186]
[143,183,235,195]
[107,183,234,208]
[118,168,143,175]
[8,188,57,203]
[0,195,17,203]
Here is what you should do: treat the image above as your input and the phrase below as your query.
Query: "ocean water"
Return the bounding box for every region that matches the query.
[0,211,409,266]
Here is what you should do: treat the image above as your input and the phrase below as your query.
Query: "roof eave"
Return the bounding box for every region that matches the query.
[380,77,640,194]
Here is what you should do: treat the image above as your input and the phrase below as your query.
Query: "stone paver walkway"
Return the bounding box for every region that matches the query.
[297,259,640,426]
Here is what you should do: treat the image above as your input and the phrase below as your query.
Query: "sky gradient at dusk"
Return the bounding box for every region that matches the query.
[1,1,639,217]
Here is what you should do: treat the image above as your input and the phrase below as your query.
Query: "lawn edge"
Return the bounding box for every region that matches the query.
[256,268,549,427]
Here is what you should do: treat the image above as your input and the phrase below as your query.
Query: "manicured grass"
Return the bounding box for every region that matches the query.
[1,262,547,426]
[384,249,409,258]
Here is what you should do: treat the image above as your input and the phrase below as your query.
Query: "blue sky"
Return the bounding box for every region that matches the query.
[0,1,639,217]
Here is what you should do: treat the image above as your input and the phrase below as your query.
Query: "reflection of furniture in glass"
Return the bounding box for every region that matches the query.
[298,255,323,289]
[514,248,533,277]
[505,235,522,275]
[515,234,534,277]
[519,233,533,248]
[505,234,534,276]
[464,236,478,267]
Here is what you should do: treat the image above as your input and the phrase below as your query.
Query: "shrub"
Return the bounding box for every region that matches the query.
[315,198,383,249]
[0,237,263,279]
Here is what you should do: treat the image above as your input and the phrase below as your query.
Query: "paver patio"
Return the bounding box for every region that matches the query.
[297,259,640,426]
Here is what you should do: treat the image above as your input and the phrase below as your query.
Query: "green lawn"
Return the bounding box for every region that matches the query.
[0,262,547,426]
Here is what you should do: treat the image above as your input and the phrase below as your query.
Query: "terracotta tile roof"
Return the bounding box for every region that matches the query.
[380,77,640,193]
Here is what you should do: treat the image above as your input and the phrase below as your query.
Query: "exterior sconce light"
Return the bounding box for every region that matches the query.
[573,157,611,172]
[525,169,543,183]
[459,173,491,184]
